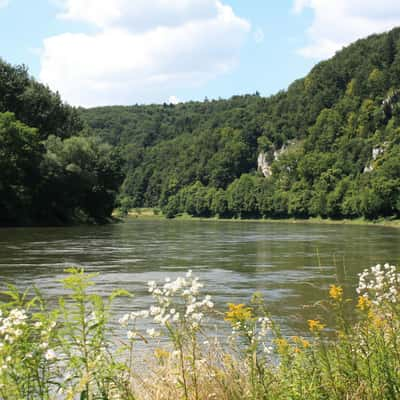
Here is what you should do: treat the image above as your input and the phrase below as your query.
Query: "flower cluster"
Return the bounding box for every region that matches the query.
[226,302,273,355]
[0,309,27,344]
[356,263,400,306]
[119,270,214,340]
[147,270,214,332]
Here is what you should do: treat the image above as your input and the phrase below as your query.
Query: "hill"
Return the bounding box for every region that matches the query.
[81,28,400,220]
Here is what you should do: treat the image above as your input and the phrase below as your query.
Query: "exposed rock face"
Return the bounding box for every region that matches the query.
[382,89,400,119]
[257,142,295,178]
[363,144,387,173]
[257,152,272,177]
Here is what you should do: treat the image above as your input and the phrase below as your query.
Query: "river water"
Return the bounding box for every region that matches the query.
[0,219,399,336]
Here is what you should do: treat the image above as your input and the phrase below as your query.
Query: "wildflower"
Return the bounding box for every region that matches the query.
[150,306,162,316]
[301,338,310,348]
[262,344,273,354]
[146,328,160,338]
[292,336,310,348]
[154,348,169,360]
[308,319,325,333]
[44,349,57,361]
[118,314,130,326]
[172,312,180,322]
[329,284,343,301]
[127,330,137,340]
[275,338,289,353]
[225,303,253,325]
[357,295,371,311]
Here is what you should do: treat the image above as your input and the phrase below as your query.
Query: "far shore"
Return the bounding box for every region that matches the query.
[116,208,400,229]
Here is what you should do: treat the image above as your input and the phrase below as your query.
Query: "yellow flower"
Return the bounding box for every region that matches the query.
[301,338,310,348]
[308,319,325,333]
[225,303,253,324]
[294,347,301,354]
[357,295,371,311]
[371,314,385,329]
[292,336,310,348]
[154,348,170,364]
[329,285,343,301]
[275,338,289,353]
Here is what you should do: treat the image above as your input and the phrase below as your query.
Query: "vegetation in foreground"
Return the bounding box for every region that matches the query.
[0,264,399,399]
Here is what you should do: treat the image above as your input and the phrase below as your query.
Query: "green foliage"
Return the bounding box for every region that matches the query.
[0,59,122,225]
[0,112,42,223]
[82,27,400,221]
[1,265,400,399]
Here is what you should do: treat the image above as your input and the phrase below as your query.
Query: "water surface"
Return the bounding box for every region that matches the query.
[0,219,399,335]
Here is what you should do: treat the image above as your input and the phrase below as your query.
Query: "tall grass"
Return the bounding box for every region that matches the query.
[0,264,399,399]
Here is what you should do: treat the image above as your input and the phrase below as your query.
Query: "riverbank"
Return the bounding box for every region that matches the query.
[2,265,400,399]
[119,208,400,229]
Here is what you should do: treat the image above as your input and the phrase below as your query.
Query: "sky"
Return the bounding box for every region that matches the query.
[1,0,400,107]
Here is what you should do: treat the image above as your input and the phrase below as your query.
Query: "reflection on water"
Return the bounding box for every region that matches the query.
[0,219,399,336]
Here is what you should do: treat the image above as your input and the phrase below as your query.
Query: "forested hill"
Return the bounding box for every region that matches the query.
[81,27,400,220]
[0,61,123,225]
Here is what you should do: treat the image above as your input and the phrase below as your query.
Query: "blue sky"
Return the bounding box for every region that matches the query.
[1,0,400,107]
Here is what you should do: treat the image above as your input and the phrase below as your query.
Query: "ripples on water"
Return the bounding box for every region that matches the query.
[0,219,399,337]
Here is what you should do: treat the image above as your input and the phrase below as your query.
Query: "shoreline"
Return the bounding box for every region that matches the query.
[121,209,400,229]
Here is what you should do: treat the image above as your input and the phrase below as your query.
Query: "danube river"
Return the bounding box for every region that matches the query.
[0,219,399,335]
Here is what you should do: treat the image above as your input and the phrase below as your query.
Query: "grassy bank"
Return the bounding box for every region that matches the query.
[117,208,400,228]
[1,265,400,399]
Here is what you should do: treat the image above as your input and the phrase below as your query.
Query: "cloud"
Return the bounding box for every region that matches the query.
[58,0,219,32]
[294,0,400,59]
[0,0,9,9]
[40,0,250,106]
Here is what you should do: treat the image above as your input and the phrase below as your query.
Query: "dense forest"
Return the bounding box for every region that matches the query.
[81,27,400,220]
[0,61,123,225]
[2,28,400,225]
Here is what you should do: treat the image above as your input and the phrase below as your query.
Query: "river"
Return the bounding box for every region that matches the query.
[0,219,399,336]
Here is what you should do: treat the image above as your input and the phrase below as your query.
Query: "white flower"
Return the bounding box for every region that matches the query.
[148,281,157,293]
[44,349,57,361]
[172,313,180,322]
[150,306,162,316]
[127,330,137,340]
[118,314,130,326]
[146,328,160,338]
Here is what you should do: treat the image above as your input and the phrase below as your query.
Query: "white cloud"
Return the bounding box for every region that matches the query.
[294,0,400,59]
[58,0,219,32]
[0,0,9,9]
[40,0,250,106]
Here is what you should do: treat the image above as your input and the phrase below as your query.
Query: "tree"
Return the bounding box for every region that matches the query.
[0,112,43,223]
